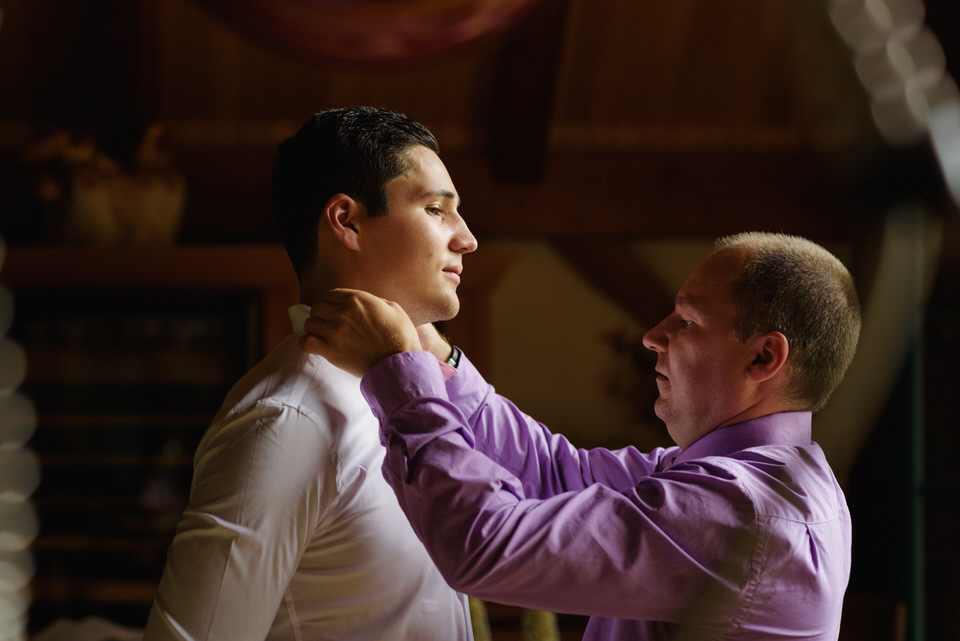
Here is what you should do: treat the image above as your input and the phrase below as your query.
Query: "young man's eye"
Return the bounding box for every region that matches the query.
[426,206,443,216]
[680,319,694,328]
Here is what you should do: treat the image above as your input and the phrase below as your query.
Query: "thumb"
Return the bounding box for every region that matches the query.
[299,333,330,357]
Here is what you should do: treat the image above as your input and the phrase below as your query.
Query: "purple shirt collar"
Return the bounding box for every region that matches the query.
[670,411,813,468]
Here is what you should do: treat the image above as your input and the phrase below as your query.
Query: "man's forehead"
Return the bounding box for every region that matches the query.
[391,147,458,197]
[675,290,715,310]
[677,261,737,309]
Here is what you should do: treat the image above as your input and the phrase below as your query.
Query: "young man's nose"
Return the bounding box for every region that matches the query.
[452,219,478,254]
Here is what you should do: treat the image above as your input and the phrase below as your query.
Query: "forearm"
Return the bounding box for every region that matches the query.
[445,352,662,495]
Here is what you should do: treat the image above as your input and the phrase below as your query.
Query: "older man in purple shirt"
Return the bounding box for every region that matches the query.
[301,232,861,640]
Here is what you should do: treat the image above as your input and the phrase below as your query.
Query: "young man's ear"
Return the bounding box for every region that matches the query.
[322,193,362,251]
[746,331,790,383]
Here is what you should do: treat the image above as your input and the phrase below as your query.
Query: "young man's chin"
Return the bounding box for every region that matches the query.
[409,298,460,326]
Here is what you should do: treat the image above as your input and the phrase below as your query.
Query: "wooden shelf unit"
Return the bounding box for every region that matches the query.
[2,244,298,631]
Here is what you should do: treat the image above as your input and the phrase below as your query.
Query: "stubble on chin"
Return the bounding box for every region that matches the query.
[407,295,460,326]
[432,301,460,325]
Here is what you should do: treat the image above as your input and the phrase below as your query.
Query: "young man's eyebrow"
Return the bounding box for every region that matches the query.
[424,189,461,207]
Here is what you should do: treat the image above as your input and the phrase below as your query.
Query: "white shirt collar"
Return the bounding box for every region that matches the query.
[288,304,311,333]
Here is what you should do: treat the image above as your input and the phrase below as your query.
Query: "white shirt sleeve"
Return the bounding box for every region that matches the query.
[144,402,333,641]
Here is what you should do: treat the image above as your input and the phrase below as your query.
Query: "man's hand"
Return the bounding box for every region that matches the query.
[300,289,420,377]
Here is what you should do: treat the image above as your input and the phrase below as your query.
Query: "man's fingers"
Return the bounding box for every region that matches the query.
[303,314,332,336]
[322,288,377,308]
[384,299,407,315]
[307,298,341,321]
[307,289,353,316]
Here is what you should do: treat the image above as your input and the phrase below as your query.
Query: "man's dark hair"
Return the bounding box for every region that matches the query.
[715,232,862,412]
[271,107,440,280]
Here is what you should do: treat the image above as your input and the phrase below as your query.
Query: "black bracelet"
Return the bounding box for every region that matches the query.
[445,346,461,369]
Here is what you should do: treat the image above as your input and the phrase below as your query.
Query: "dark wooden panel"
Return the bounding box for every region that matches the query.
[446,149,874,240]
[552,238,674,327]
[489,0,570,183]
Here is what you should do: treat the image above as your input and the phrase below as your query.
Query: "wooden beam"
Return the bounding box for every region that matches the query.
[445,149,875,241]
[489,0,570,183]
[551,238,674,328]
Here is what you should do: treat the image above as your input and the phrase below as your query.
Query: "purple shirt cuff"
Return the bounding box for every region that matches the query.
[360,351,448,425]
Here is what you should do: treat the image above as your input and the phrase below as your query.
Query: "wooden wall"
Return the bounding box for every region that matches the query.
[0,0,900,247]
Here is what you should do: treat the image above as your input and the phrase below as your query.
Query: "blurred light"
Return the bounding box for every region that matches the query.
[0,234,34,641]
[0,551,32,592]
[0,340,25,394]
[881,0,926,39]
[929,80,960,206]
[0,502,36,552]
[0,587,30,625]
[0,394,36,448]
[0,450,39,502]
[828,0,960,208]
[870,82,929,144]
[830,0,897,52]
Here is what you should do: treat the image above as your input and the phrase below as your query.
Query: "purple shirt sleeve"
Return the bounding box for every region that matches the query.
[441,351,671,497]
[361,351,851,640]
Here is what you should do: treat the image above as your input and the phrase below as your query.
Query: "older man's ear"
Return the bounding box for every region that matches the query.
[746,331,790,384]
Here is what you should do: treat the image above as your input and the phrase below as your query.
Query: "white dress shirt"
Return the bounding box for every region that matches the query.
[143,305,472,641]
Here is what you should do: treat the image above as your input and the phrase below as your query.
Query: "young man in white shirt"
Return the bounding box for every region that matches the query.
[144,106,478,641]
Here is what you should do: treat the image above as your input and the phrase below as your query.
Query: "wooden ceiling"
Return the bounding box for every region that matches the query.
[1,0,958,243]
[139,0,960,239]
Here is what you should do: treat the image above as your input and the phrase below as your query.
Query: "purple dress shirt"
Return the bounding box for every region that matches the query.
[361,350,852,641]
